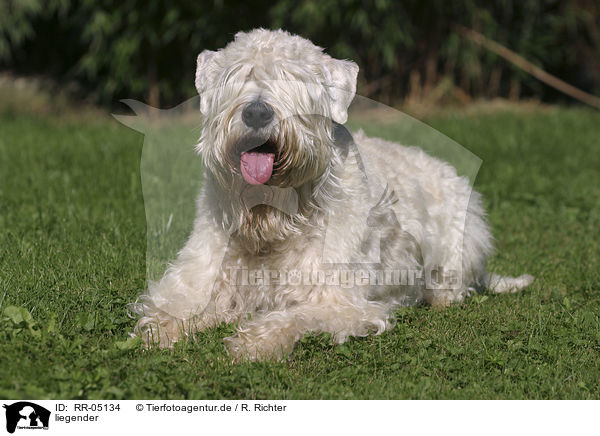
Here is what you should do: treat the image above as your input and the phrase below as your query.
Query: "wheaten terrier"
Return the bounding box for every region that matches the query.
[131,29,533,360]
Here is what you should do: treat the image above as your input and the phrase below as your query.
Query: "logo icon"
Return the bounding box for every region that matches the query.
[3,402,50,434]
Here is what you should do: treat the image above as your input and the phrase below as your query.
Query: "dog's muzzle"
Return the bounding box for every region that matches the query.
[236,101,278,185]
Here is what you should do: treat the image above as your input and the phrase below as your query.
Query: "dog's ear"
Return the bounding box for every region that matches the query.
[195,50,217,115]
[325,57,359,124]
[195,50,216,95]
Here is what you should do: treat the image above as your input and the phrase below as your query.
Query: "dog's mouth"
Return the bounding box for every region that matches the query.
[239,139,279,185]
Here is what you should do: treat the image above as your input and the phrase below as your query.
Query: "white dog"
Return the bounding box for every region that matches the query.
[131,29,533,360]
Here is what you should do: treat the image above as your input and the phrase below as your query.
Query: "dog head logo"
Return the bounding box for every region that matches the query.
[3,402,50,434]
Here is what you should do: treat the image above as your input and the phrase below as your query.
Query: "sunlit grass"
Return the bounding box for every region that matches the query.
[0,105,599,399]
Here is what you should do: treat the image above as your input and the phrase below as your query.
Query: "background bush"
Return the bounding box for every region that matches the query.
[1,0,598,107]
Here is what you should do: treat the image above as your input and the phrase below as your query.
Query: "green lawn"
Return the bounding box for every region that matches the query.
[0,104,599,399]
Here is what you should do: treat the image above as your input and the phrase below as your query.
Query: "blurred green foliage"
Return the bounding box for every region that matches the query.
[1,0,599,106]
[0,0,40,61]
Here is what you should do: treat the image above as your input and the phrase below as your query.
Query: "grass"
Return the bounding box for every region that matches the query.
[0,102,599,399]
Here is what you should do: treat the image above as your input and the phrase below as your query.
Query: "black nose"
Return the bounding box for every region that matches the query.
[242,101,274,130]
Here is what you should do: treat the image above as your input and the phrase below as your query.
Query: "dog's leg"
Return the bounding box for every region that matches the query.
[420,188,534,306]
[131,214,237,347]
[224,293,392,360]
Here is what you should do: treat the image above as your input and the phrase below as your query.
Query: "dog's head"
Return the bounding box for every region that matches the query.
[195,29,358,190]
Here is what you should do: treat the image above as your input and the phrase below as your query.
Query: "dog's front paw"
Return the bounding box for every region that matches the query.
[135,317,186,349]
[223,331,295,362]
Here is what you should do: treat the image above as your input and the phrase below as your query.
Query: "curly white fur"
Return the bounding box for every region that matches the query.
[130,29,533,360]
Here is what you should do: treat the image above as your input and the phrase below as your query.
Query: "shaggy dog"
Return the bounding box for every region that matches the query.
[131,29,533,360]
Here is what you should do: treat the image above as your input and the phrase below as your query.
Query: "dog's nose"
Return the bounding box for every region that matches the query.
[242,101,274,130]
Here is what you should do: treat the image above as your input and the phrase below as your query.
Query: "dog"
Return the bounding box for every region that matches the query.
[131,29,533,360]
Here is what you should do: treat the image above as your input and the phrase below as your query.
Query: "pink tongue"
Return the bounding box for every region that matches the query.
[240,151,275,185]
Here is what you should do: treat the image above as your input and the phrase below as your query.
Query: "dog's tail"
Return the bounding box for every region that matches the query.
[482,272,534,294]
